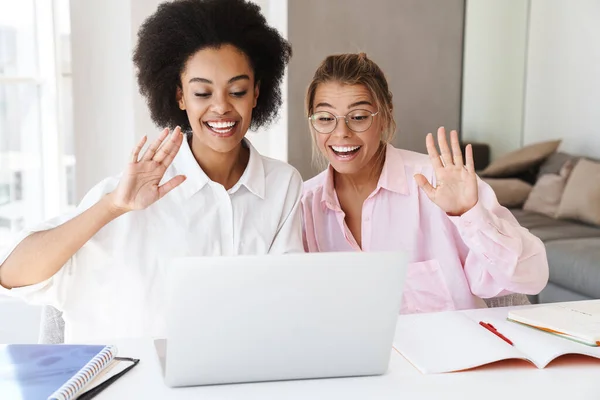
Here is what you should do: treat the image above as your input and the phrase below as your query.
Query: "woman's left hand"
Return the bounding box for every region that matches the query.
[414,127,478,216]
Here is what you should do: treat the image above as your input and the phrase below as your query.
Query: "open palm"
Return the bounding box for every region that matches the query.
[110,126,186,212]
[414,127,478,216]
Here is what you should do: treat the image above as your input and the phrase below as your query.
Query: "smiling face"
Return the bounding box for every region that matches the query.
[312,82,383,176]
[177,44,259,155]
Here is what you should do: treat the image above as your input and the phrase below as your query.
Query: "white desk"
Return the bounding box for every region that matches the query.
[98,307,600,400]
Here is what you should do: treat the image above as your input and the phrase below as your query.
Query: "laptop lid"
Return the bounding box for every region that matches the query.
[162,251,407,387]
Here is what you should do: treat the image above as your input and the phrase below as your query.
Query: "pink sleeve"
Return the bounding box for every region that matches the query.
[300,192,321,253]
[448,178,549,298]
[300,209,310,252]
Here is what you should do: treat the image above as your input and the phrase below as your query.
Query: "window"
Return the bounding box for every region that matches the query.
[0,0,74,251]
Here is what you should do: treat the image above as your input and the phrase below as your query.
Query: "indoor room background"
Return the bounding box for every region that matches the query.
[0,0,598,343]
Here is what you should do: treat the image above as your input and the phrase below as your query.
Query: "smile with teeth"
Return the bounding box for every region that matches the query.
[205,120,238,134]
[330,145,361,157]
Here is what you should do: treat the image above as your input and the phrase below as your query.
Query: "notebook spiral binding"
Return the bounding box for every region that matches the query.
[49,345,117,400]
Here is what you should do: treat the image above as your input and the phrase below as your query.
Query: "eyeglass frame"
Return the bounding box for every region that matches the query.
[308,109,380,134]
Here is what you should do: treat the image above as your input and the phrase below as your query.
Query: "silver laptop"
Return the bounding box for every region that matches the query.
[156,251,407,387]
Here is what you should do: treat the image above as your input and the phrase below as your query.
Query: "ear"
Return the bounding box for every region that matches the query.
[252,81,260,108]
[176,86,186,110]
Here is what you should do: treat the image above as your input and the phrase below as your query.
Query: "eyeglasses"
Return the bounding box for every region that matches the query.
[308,109,379,134]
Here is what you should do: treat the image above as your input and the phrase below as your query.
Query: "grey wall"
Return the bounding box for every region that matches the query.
[287,0,466,179]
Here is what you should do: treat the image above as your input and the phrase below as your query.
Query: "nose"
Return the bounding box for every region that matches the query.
[330,117,352,138]
[210,92,232,115]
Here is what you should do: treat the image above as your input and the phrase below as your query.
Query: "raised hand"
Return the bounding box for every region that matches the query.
[414,127,478,216]
[108,126,186,213]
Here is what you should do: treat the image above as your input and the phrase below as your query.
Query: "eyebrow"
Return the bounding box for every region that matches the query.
[188,74,251,84]
[314,100,374,109]
[348,100,373,108]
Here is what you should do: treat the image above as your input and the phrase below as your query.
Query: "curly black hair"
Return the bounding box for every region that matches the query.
[133,0,292,131]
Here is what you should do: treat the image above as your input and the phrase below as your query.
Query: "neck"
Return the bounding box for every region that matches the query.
[189,135,250,190]
[334,143,386,195]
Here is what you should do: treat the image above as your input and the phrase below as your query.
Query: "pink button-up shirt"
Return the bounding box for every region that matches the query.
[301,144,549,313]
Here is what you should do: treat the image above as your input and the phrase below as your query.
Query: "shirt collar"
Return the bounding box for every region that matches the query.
[378,143,409,195]
[320,143,409,210]
[229,139,265,199]
[321,165,340,211]
[172,136,265,200]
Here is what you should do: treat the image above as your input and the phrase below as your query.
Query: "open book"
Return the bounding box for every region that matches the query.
[0,344,139,400]
[507,300,600,346]
[393,309,600,374]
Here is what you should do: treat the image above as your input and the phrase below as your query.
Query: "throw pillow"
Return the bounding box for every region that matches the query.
[537,152,580,177]
[481,178,533,208]
[479,140,561,178]
[556,159,600,226]
[523,160,574,217]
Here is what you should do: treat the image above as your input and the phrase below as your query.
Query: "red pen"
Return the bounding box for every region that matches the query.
[479,321,514,346]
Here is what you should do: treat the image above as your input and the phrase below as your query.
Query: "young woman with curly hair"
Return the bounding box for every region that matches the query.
[0,0,302,342]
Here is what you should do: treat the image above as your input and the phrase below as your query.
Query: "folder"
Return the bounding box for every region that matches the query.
[0,344,139,400]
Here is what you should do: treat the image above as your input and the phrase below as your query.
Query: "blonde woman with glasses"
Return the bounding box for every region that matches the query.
[301,53,549,313]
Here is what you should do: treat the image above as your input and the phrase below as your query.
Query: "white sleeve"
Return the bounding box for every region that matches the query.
[0,176,119,308]
[268,169,305,254]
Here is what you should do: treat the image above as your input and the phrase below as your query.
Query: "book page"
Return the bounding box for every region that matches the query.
[508,300,600,344]
[480,316,600,368]
[393,311,525,374]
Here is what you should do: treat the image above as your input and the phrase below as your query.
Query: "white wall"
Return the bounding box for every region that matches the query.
[70,0,137,200]
[461,0,530,160]
[523,0,600,158]
[243,0,289,162]
[130,0,165,146]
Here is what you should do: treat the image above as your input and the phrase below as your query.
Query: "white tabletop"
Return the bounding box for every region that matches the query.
[98,306,600,400]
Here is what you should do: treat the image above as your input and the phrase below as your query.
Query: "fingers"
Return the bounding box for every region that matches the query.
[437,127,454,166]
[465,144,476,173]
[450,130,464,166]
[414,174,436,200]
[425,133,443,169]
[154,126,184,165]
[131,135,147,163]
[158,175,186,199]
[141,128,170,161]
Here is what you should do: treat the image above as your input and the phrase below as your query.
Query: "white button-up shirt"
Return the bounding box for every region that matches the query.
[0,138,304,343]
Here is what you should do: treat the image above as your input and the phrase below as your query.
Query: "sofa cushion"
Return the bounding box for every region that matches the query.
[537,152,580,177]
[509,209,600,242]
[529,223,600,242]
[538,152,600,177]
[523,160,574,217]
[479,139,561,178]
[545,238,600,299]
[556,159,600,226]
[538,282,593,304]
[482,178,532,208]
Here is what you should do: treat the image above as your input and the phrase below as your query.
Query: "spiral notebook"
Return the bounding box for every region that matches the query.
[0,344,139,400]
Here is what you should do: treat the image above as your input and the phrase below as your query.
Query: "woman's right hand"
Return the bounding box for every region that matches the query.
[107,126,186,213]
